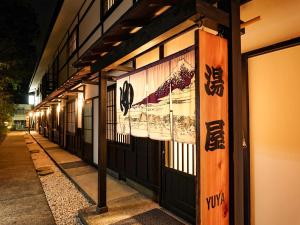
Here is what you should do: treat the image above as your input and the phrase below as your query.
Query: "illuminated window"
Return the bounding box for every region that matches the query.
[28,95,34,105]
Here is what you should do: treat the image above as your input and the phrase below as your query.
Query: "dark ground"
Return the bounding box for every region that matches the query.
[0,131,55,225]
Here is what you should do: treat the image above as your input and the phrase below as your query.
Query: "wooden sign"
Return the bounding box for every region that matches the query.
[198,30,229,225]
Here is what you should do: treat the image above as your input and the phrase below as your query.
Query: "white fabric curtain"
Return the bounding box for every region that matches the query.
[170,50,196,144]
[147,61,172,140]
[129,70,148,137]
[116,75,130,135]
[116,49,196,144]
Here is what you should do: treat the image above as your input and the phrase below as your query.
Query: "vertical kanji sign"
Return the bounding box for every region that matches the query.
[199,30,229,225]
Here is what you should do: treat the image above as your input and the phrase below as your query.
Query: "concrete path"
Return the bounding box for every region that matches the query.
[0,131,56,225]
[30,131,142,205]
[30,132,188,225]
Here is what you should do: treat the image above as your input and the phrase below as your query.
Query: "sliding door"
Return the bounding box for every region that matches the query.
[248,45,300,225]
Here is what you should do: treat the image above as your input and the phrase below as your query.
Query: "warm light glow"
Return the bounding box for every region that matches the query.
[35,111,40,117]
[57,103,60,126]
[28,95,34,105]
[41,110,44,117]
[113,41,122,46]
[154,5,171,17]
[101,52,108,57]
[29,112,33,117]
[78,93,84,111]
[56,103,60,114]
[47,108,50,116]
[129,27,142,34]
[77,93,84,128]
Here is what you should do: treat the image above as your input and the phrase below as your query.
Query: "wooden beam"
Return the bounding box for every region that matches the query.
[121,19,150,29]
[97,71,108,214]
[92,1,196,72]
[240,16,260,29]
[196,0,230,28]
[240,0,252,5]
[103,34,132,42]
[112,65,134,72]
[82,81,99,85]
[66,90,84,93]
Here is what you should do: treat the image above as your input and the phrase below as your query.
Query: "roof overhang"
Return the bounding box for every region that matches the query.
[74,0,230,73]
[29,0,85,93]
[32,66,91,111]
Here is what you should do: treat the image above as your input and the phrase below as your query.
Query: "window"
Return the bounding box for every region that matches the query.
[83,100,93,144]
[165,141,196,176]
[67,101,76,133]
[107,84,130,144]
[68,29,77,56]
[106,85,116,141]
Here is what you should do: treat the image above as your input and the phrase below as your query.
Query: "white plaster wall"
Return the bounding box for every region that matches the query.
[248,45,300,225]
[164,29,194,57]
[85,84,99,100]
[136,47,159,69]
[79,0,100,46]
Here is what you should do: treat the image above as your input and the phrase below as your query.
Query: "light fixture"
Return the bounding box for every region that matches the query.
[129,27,142,34]
[154,5,171,17]
[113,41,122,46]
[101,52,108,57]
[28,95,35,105]
[56,103,61,114]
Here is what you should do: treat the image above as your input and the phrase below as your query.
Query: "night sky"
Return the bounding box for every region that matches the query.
[31,0,59,60]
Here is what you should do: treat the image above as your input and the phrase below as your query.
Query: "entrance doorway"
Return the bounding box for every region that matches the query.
[244,43,300,225]
[161,141,196,224]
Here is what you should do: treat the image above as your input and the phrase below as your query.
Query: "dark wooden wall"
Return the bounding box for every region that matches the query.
[107,137,160,193]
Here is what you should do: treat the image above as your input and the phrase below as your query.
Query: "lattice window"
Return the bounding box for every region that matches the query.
[107,84,130,144]
[67,101,76,133]
[165,141,196,176]
[83,100,93,144]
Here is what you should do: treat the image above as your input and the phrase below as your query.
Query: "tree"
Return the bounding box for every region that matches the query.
[0,0,39,133]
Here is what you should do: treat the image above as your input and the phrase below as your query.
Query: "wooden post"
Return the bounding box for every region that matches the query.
[218,0,245,224]
[97,72,108,213]
[229,1,244,225]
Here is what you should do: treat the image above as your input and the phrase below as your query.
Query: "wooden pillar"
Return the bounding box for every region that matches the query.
[218,0,245,224]
[97,72,108,213]
[228,1,244,225]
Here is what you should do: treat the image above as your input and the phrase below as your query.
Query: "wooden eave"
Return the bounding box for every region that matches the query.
[32,66,91,111]
[74,0,233,73]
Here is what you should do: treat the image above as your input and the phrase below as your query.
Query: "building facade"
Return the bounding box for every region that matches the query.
[29,0,300,225]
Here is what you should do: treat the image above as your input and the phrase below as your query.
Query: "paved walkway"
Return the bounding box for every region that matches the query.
[31,131,140,205]
[0,131,56,225]
[30,131,188,225]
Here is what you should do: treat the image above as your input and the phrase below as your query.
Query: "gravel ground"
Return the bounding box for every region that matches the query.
[26,135,92,225]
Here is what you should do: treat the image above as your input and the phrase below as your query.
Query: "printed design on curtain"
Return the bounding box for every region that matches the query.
[129,70,148,137]
[170,50,196,144]
[116,76,131,135]
[116,49,195,144]
[146,61,171,140]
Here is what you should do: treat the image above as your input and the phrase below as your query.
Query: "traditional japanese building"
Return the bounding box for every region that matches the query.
[28,0,300,225]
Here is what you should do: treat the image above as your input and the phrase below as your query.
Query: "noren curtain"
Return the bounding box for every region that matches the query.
[116,48,196,144]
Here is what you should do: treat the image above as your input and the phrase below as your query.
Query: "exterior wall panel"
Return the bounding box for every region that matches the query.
[103,0,132,32]
[79,28,102,57]
[79,0,101,47]
[85,84,99,100]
